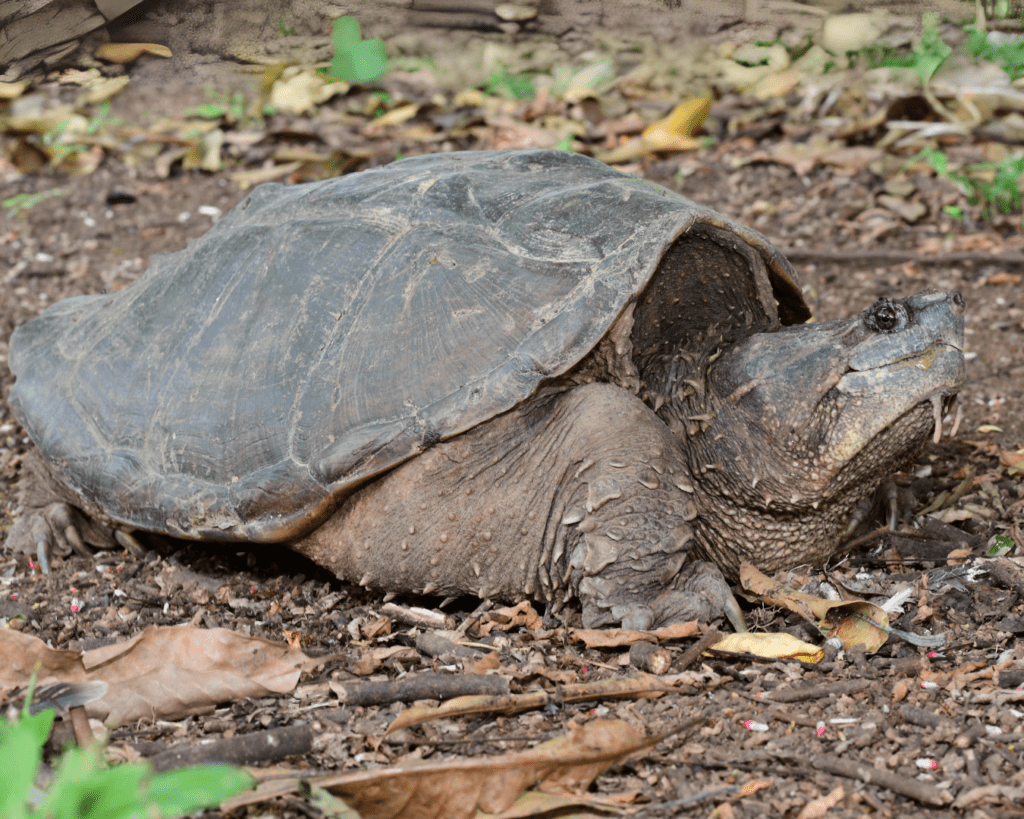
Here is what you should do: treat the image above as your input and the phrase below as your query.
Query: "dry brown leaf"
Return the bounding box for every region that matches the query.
[95,42,172,63]
[331,720,655,819]
[225,720,652,818]
[477,790,619,818]
[0,625,309,726]
[570,620,699,648]
[740,562,889,653]
[478,600,544,635]
[796,785,845,819]
[386,674,668,735]
[351,646,420,676]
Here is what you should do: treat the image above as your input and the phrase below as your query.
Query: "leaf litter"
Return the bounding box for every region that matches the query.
[1,3,1024,817]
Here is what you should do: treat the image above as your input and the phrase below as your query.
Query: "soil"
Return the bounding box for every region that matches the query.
[2,6,1024,819]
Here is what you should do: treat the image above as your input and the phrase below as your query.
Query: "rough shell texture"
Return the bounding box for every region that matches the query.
[9,150,807,542]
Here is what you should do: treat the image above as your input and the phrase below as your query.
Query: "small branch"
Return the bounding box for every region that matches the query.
[782,248,1024,268]
[811,753,951,806]
[330,672,509,707]
[147,723,314,773]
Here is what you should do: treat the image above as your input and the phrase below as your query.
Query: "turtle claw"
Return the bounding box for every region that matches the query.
[11,499,137,574]
[113,529,146,558]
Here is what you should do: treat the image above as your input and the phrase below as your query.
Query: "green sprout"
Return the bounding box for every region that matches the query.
[882,12,950,84]
[481,65,538,100]
[327,16,388,84]
[913,147,1024,222]
[3,189,64,217]
[0,678,252,819]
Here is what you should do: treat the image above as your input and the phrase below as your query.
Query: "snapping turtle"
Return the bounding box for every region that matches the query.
[9,150,966,630]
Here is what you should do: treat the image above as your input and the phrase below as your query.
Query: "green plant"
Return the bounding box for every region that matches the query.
[0,679,252,819]
[277,17,297,37]
[882,12,950,84]
[481,65,537,100]
[914,146,1024,220]
[185,91,248,123]
[327,16,388,84]
[3,189,64,217]
[966,26,1024,80]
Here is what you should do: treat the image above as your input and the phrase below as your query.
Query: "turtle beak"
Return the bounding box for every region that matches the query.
[710,289,966,482]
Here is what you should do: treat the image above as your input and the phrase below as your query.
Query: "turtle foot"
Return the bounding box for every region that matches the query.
[8,451,132,573]
[595,561,746,632]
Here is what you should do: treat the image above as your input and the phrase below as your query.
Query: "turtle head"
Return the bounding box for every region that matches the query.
[678,289,966,575]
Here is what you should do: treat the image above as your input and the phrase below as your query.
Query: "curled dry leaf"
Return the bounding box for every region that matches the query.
[94,42,172,63]
[0,625,309,725]
[386,673,669,735]
[740,562,889,653]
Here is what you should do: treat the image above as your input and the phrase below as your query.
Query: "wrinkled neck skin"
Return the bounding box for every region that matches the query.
[649,289,967,578]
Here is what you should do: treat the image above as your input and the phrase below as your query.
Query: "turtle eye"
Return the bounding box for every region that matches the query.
[864,298,907,333]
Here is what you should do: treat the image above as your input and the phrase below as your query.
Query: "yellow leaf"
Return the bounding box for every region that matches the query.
[640,94,710,153]
[0,80,28,99]
[371,103,420,128]
[95,42,172,63]
[711,632,825,664]
[740,562,889,653]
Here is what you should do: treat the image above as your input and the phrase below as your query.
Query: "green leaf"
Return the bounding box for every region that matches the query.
[328,16,388,83]
[0,711,53,819]
[142,764,253,817]
[988,534,1013,556]
[184,103,228,120]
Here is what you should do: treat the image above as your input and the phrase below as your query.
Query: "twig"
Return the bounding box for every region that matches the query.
[676,629,722,672]
[147,723,314,773]
[810,754,951,806]
[768,679,872,703]
[331,672,509,707]
[783,248,1024,267]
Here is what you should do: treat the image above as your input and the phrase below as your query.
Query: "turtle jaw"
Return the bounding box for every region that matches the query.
[682,289,966,576]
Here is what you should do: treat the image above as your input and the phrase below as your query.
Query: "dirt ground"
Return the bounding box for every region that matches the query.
[2,4,1024,818]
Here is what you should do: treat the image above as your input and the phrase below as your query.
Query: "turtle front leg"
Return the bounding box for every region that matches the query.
[550,385,745,631]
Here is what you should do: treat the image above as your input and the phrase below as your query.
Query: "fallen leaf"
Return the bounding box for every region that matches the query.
[95,42,172,63]
[0,625,310,726]
[640,94,710,152]
[79,75,130,104]
[478,600,544,635]
[0,80,28,99]
[740,562,889,653]
[570,621,699,648]
[710,632,825,663]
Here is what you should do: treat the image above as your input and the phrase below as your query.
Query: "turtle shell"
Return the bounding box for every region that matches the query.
[9,150,808,542]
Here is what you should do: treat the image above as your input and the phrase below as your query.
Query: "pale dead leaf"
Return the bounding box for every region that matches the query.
[711,632,825,664]
[1,625,309,725]
[571,620,699,648]
[0,80,28,99]
[95,42,172,63]
[79,76,130,104]
[740,562,889,653]
[330,720,654,819]
[351,646,420,677]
